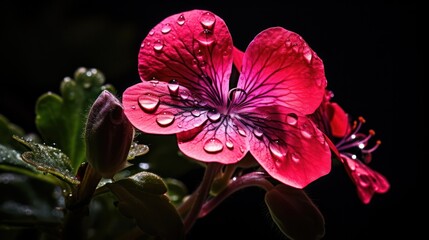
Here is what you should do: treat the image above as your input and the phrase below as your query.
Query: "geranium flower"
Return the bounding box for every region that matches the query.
[122,9,331,188]
[311,90,390,203]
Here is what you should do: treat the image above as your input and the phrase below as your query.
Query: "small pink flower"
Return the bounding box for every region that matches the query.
[122,9,331,188]
[311,90,390,203]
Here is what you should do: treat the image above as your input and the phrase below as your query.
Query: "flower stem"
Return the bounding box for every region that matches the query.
[183,162,221,233]
[199,171,273,218]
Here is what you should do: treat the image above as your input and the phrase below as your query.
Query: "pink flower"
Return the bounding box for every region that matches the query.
[311,90,390,203]
[122,9,331,188]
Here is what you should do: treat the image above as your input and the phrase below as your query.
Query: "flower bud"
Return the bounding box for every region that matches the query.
[85,90,134,178]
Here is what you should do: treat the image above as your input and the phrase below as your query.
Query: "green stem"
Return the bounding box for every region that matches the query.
[62,164,102,239]
[183,162,221,234]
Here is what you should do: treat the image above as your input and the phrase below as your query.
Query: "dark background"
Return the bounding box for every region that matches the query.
[0,1,419,239]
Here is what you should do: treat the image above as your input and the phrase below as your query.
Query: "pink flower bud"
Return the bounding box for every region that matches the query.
[85,90,134,178]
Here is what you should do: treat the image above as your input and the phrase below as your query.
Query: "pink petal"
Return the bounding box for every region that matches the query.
[138,9,233,108]
[342,156,390,204]
[177,117,248,164]
[122,82,207,134]
[247,106,331,188]
[326,102,350,138]
[237,27,326,114]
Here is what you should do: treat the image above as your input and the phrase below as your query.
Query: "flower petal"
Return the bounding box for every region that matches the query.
[177,117,249,164]
[138,9,233,108]
[237,27,326,114]
[246,106,331,188]
[342,156,390,204]
[122,82,207,134]
[232,46,244,73]
[327,102,350,138]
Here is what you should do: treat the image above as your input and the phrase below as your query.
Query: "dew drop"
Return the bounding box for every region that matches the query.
[286,113,298,126]
[303,49,312,63]
[168,79,179,94]
[285,38,291,47]
[253,127,263,138]
[269,140,287,159]
[180,91,189,100]
[140,42,145,48]
[156,111,175,126]
[207,109,221,122]
[200,12,216,29]
[203,138,223,153]
[149,78,159,86]
[153,40,164,52]
[358,173,371,187]
[138,94,160,112]
[300,123,313,139]
[197,30,215,46]
[149,30,155,36]
[290,152,300,163]
[161,23,171,34]
[177,14,185,26]
[191,109,201,117]
[131,105,136,110]
[226,140,234,149]
[238,128,247,137]
[228,88,247,102]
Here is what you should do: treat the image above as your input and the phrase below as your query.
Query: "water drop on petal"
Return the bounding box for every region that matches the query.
[286,113,298,126]
[204,138,223,153]
[207,109,221,122]
[180,91,189,100]
[300,123,313,139]
[168,79,179,94]
[191,109,201,117]
[358,173,371,187]
[177,14,185,25]
[153,40,164,52]
[228,88,247,102]
[253,127,263,138]
[156,111,175,126]
[238,128,247,137]
[269,140,287,159]
[161,23,171,34]
[200,12,216,29]
[197,30,215,46]
[226,140,234,149]
[138,94,160,112]
[290,152,300,163]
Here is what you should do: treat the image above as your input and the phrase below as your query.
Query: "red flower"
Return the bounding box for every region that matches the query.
[311,90,390,203]
[122,9,331,188]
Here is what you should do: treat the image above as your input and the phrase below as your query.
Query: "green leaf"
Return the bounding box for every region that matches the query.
[13,136,80,185]
[164,178,188,207]
[265,184,325,240]
[107,171,184,240]
[35,67,115,172]
[0,114,25,149]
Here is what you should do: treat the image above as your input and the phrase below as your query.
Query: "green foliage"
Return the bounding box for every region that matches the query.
[35,67,115,172]
[107,171,185,240]
[265,184,325,240]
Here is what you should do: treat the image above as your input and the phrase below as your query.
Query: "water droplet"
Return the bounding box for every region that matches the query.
[285,38,291,47]
[200,12,216,29]
[226,140,234,149]
[303,48,312,63]
[168,79,179,94]
[161,24,171,34]
[290,152,300,163]
[140,42,145,48]
[191,109,201,117]
[300,123,313,139]
[358,173,371,187]
[180,91,189,100]
[149,78,159,86]
[238,128,247,137]
[207,109,221,122]
[156,111,175,126]
[204,138,223,153]
[253,127,263,138]
[138,94,160,112]
[153,40,164,51]
[286,113,298,126]
[228,88,247,102]
[239,146,245,153]
[197,30,215,46]
[131,105,136,110]
[177,14,185,25]
[269,140,287,159]
[177,123,182,128]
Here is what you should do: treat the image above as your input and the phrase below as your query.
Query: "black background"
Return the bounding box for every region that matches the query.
[0,1,419,239]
